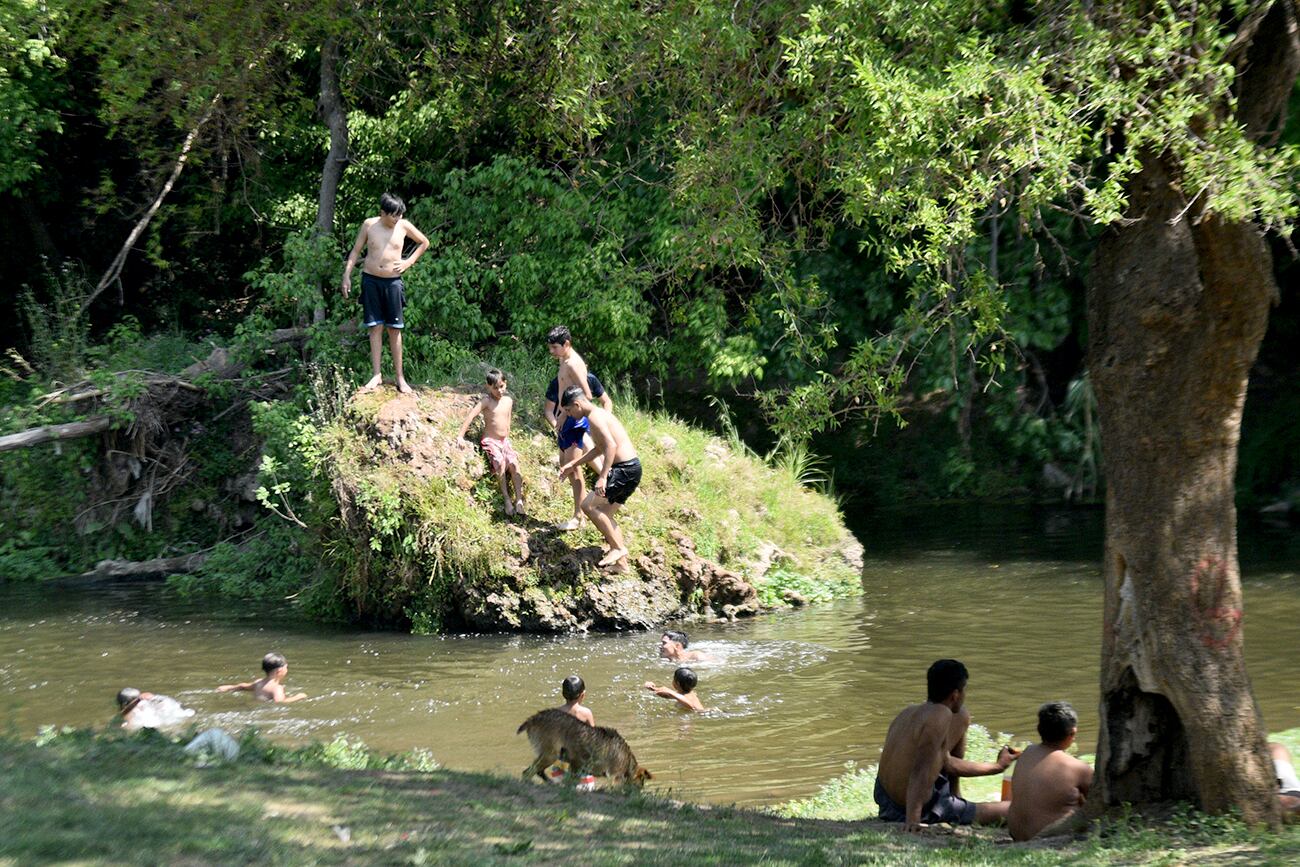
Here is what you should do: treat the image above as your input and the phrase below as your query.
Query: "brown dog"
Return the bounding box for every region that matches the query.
[517,708,652,786]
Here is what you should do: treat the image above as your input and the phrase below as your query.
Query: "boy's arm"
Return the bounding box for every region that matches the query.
[280,692,308,704]
[455,399,485,443]
[542,399,559,432]
[341,222,369,297]
[395,221,430,273]
[216,682,253,692]
[589,414,618,492]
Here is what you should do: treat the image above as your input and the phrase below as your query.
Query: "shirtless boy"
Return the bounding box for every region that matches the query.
[216,652,307,703]
[341,193,430,394]
[1008,701,1093,840]
[116,687,195,730]
[456,368,526,515]
[875,659,1018,831]
[644,667,704,712]
[547,326,600,531]
[658,630,712,663]
[557,386,642,568]
[558,674,595,726]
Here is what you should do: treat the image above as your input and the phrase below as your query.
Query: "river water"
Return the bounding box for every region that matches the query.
[2,506,1298,806]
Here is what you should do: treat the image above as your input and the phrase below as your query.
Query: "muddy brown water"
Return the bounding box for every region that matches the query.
[2,506,1298,807]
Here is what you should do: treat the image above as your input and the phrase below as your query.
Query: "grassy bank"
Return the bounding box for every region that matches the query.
[273,351,863,631]
[3,728,1298,866]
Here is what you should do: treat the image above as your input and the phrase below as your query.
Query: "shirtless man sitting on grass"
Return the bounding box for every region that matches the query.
[557,386,642,569]
[340,193,430,394]
[875,658,1018,831]
[1008,700,1093,840]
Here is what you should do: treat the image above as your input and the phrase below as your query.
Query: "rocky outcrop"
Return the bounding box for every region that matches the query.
[318,387,859,633]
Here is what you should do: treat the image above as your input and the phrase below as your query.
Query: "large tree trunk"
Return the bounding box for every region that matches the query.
[1088,155,1278,823]
[1085,0,1300,824]
[314,36,349,324]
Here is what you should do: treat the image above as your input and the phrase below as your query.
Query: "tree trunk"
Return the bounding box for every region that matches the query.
[1087,153,1279,823]
[1085,0,1300,824]
[314,35,349,324]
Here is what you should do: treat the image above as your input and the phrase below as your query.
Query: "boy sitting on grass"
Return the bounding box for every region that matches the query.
[644,667,704,712]
[558,674,595,726]
[217,652,307,703]
[456,368,526,516]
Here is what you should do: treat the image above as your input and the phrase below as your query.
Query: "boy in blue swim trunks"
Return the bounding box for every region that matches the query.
[340,193,430,394]
[875,659,1017,831]
[546,326,603,531]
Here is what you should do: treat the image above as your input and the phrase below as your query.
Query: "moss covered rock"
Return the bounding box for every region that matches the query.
[317,387,861,633]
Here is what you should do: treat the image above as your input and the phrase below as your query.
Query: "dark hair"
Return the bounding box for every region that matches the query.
[546,325,572,346]
[673,667,698,693]
[562,675,585,701]
[379,192,406,216]
[560,385,586,407]
[485,368,504,387]
[262,652,287,674]
[926,659,968,703]
[1037,700,1078,743]
[116,687,141,709]
[662,630,689,649]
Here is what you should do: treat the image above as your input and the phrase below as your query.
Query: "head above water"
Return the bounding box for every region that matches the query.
[1037,700,1079,744]
[379,192,406,218]
[926,658,968,704]
[262,652,288,675]
[562,674,585,701]
[546,325,572,347]
[661,630,689,649]
[673,667,697,694]
[116,687,141,710]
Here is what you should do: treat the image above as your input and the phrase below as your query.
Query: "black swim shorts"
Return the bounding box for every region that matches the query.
[873,774,976,826]
[360,273,405,328]
[603,457,642,504]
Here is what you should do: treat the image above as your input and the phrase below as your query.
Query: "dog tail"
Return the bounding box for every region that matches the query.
[516,710,543,735]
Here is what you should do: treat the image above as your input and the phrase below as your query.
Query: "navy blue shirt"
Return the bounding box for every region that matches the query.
[546,373,606,405]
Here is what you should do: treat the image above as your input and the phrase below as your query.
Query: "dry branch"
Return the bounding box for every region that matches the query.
[0,417,113,452]
[60,552,209,583]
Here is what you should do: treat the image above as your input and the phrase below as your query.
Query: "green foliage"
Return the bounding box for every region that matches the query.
[0,0,65,193]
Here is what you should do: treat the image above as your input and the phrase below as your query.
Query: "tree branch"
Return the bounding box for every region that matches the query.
[84,94,222,313]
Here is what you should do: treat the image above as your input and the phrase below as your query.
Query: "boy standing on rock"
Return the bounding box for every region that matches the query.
[456,368,526,516]
[557,386,642,568]
[340,193,430,394]
[546,326,601,531]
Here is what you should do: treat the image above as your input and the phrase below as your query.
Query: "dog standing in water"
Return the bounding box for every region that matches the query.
[517,709,652,785]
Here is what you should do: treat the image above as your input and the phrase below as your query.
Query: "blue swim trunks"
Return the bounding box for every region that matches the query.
[360,272,405,328]
[557,415,589,451]
[873,773,976,826]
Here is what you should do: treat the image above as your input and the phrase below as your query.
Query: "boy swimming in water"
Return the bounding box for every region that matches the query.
[658,630,712,663]
[456,367,526,515]
[644,667,704,712]
[216,652,307,703]
[557,674,595,725]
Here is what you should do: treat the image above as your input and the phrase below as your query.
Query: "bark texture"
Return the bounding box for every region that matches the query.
[1086,1,1300,823]
[314,36,349,324]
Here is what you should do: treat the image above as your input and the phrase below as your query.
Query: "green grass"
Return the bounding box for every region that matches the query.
[313,350,861,629]
[2,728,1298,866]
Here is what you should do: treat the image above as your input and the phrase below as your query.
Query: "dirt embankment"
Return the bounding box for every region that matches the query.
[320,388,862,632]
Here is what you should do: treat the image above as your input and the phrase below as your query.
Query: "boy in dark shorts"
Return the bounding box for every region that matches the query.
[875,659,1016,831]
[557,386,641,568]
[340,193,430,393]
[546,326,603,530]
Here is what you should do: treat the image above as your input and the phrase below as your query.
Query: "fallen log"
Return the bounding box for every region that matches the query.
[58,552,209,584]
[0,417,113,452]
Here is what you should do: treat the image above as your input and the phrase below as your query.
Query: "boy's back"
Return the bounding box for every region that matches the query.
[1008,744,1092,840]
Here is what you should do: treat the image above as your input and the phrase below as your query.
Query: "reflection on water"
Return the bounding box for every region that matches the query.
[2,506,1298,806]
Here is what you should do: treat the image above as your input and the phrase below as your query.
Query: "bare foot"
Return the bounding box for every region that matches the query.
[396,378,413,394]
[514,499,526,516]
[559,517,582,532]
[598,548,628,568]
[361,374,383,390]
[504,500,516,516]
